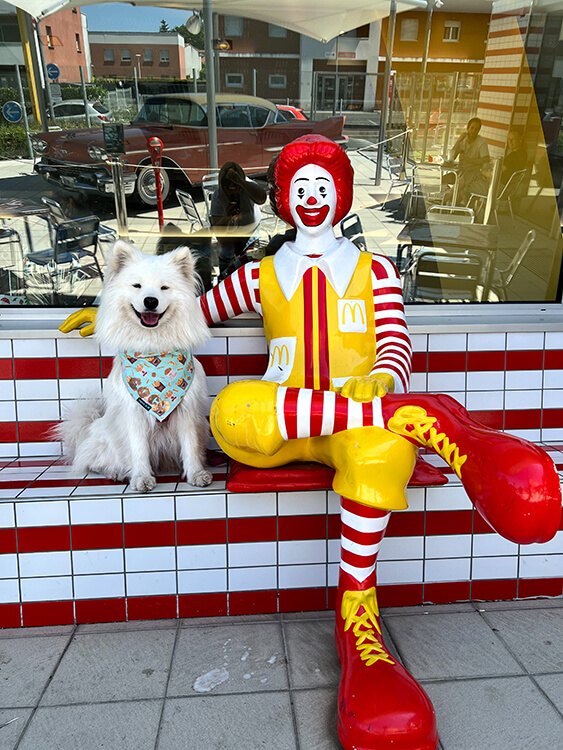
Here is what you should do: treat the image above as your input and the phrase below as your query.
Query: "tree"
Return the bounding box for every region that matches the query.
[159,19,170,33]
[173,22,205,51]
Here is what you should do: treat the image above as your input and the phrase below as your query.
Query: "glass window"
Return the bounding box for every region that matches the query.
[217,103,252,127]
[121,49,131,63]
[269,74,287,89]
[443,21,461,41]
[248,105,272,127]
[269,24,287,38]
[104,48,114,62]
[75,33,81,53]
[225,73,244,88]
[45,25,54,48]
[224,16,243,37]
[400,18,418,42]
[144,49,153,63]
[160,49,170,63]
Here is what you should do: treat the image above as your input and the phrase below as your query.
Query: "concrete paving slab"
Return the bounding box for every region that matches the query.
[481,608,563,674]
[167,622,287,696]
[291,687,340,750]
[180,613,280,627]
[157,693,297,750]
[0,708,33,750]
[534,673,563,715]
[40,628,176,705]
[283,619,340,689]
[384,612,523,680]
[426,676,563,750]
[0,625,74,640]
[76,619,177,635]
[382,602,476,618]
[0,635,71,708]
[17,700,162,750]
[475,598,563,612]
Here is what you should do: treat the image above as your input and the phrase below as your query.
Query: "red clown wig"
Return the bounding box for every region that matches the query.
[274,135,354,227]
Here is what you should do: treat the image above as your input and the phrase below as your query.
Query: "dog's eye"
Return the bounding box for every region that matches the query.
[161,285,169,291]
[132,283,141,289]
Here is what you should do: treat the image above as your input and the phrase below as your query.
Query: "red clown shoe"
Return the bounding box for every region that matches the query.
[335,570,438,750]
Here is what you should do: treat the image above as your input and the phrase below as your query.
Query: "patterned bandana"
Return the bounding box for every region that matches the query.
[119,350,194,421]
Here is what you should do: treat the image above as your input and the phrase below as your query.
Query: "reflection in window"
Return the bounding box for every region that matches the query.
[217,104,251,128]
[225,73,244,88]
[104,48,114,62]
[269,74,287,89]
[144,49,153,63]
[400,18,419,42]
[443,21,461,41]
[121,49,131,63]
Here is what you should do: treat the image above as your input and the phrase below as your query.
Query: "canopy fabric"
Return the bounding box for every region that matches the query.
[7,0,427,43]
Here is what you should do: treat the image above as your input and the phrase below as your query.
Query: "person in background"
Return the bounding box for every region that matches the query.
[448,116,490,203]
[501,127,528,187]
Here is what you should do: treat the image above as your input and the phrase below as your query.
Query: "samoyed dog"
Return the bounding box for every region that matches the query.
[58,241,213,492]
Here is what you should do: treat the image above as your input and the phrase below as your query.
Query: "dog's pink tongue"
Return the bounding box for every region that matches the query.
[141,312,159,326]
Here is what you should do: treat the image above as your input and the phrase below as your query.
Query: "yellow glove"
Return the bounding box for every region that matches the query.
[59,308,98,337]
[340,373,395,402]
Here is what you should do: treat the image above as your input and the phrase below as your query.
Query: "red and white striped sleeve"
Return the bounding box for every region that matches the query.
[369,254,412,394]
[198,261,262,324]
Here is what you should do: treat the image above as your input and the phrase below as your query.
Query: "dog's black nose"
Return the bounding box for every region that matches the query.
[144,297,159,311]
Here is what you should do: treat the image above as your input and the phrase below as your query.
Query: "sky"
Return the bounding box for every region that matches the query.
[83,5,193,33]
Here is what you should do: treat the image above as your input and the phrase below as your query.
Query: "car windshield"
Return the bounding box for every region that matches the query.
[93,103,109,114]
[135,97,207,126]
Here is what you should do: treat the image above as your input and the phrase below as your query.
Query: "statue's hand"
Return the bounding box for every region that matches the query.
[340,373,395,402]
[59,308,97,337]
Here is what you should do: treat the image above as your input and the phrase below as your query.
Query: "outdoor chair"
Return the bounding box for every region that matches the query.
[427,205,475,224]
[490,229,536,301]
[41,196,117,244]
[382,153,411,209]
[402,248,485,303]
[340,213,367,252]
[467,168,527,225]
[0,219,23,268]
[409,163,448,219]
[176,189,208,232]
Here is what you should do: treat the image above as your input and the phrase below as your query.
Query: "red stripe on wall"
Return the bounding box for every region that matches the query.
[0,528,16,553]
[0,359,14,379]
[58,357,102,379]
[14,358,57,379]
[177,518,227,545]
[545,350,563,369]
[228,355,268,376]
[424,581,471,604]
[506,350,544,371]
[17,421,60,443]
[426,511,473,536]
[411,352,427,373]
[128,595,177,621]
[279,514,326,541]
[71,523,124,550]
[22,601,74,627]
[179,592,228,618]
[542,409,563,429]
[75,598,126,624]
[505,409,542,430]
[467,351,506,372]
[469,411,504,429]
[123,521,175,548]
[228,516,277,543]
[0,423,17,443]
[18,526,70,552]
[428,351,466,372]
[230,589,277,615]
[199,355,228,376]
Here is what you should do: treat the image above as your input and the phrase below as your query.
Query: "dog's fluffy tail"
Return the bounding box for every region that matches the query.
[52,399,105,463]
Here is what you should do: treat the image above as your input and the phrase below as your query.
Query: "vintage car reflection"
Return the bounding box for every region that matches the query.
[31,93,346,205]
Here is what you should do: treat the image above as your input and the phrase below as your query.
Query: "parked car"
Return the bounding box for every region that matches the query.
[31,94,346,205]
[276,105,309,121]
[30,100,115,126]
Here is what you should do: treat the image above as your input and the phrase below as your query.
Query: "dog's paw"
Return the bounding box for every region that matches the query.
[186,468,213,487]
[130,475,157,493]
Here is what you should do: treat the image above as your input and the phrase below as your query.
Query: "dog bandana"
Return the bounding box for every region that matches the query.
[119,350,194,421]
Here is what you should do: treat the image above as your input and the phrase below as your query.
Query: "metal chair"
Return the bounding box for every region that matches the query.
[402,249,485,303]
[176,189,208,232]
[25,216,102,300]
[340,213,367,251]
[41,197,117,244]
[0,219,23,268]
[382,153,411,208]
[490,229,536,301]
[427,205,475,224]
[494,169,528,224]
[409,164,447,219]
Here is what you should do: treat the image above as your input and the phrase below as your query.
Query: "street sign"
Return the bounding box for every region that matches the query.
[2,101,23,123]
[46,63,60,80]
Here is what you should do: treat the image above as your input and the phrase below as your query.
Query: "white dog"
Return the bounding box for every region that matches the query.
[58,241,213,492]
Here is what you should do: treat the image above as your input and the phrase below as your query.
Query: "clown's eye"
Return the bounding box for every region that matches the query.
[297,187,305,197]
[319,186,327,196]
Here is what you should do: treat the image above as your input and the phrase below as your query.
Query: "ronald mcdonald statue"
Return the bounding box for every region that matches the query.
[62,135,561,750]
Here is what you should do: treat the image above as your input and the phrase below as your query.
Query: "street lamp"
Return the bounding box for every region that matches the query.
[135,54,142,79]
[186,10,202,35]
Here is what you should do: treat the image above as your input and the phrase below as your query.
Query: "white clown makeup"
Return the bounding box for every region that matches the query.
[289,164,337,238]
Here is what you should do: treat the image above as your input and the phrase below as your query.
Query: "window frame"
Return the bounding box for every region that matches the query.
[225,73,244,88]
[103,48,115,63]
[269,74,287,89]
[224,16,244,37]
[268,24,287,38]
[143,49,154,63]
[121,49,131,64]
[443,20,461,42]
[400,18,419,42]
[160,49,170,63]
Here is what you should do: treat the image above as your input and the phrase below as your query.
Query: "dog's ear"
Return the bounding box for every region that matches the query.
[106,241,139,277]
[170,245,195,280]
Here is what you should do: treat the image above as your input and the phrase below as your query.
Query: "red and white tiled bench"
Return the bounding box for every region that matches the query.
[1,323,562,628]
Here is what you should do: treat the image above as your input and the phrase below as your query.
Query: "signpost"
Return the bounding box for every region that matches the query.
[2,101,23,123]
[46,62,60,80]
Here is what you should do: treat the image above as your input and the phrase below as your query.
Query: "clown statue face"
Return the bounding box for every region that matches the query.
[289,164,337,242]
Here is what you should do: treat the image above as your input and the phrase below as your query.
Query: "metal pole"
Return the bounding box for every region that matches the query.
[253,68,257,97]
[203,0,218,173]
[110,158,129,239]
[375,0,397,185]
[15,65,33,159]
[133,67,141,112]
[421,1,434,76]
[212,11,220,94]
[420,80,432,161]
[193,68,198,93]
[400,128,410,180]
[332,35,339,116]
[35,18,55,121]
[483,156,502,225]
[16,9,46,129]
[442,71,458,159]
[79,66,91,127]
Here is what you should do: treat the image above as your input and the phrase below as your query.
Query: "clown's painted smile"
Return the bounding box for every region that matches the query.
[295,203,330,227]
[289,164,337,238]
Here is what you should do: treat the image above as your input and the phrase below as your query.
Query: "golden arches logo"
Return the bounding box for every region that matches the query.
[342,302,365,326]
[271,345,289,367]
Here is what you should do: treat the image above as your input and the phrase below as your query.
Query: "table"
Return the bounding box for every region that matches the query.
[0,198,49,254]
[396,219,499,300]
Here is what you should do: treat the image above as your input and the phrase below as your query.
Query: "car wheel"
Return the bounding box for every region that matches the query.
[136,165,170,206]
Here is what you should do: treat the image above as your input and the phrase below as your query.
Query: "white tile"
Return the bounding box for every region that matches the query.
[542,428,563,441]
[0,445,18,459]
[426,486,471,511]
[0,553,18,578]
[328,539,340,563]
[468,333,506,351]
[409,334,427,352]
[545,332,563,349]
[472,535,519,557]
[405,488,426,511]
[70,498,122,525]
[466,390,504,411]
[20,576,73,602]
[519,554,563,578]
[74,573,125,600]
[228,337,268,354]
[471,556,518,580]
[410,372,427,392]
[19,551,71,578]
[56,338,100,357]
[506,332,544,351]
[279,539,326,565]
[13,339,56,358]
[122,496,174,523]
[278,491,327,516]
[19,485,74,498]
[467,370,505,391]
[16,500,69,527]
[72,549,124,575]
[15,380,59,400]
[177,544,227,570]
[227,374,261,384]
[0,578,19,603]
[229,566,277,591]
[378,536,424,561]
[178,568,227,594]
[544,370,563,389]
[425,534,471,559]
[19,442,61,457]
[278,563,326,589]
[16,401,60,422]
[506,370,543,390]
[543,390,563,409]
[507,429,542,441]
[176,494,226,520]
[0,504,14,527]
[99,343,117,357]
[71,482,126,496]
[194,337,227,355]
[428,372,466,392]
[0,381,15,400]
[0,341,12,358]
[59,379,102,400]
[125,546,176,572]
[505,390,542,409]
[377,560,423,585]
[228,542,276,568]
[206,376,228,396]
[227,492,276,518]
[520,531,563,555]
[424,557,470,583]
[125,571,176,596]
[428,334,467,352]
